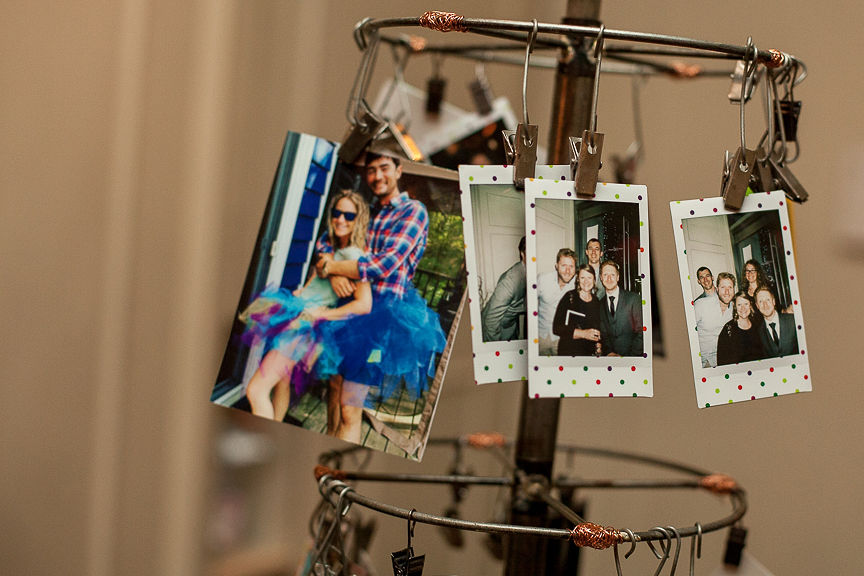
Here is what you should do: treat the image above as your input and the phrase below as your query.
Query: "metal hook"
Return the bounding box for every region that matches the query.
[353,17,372,51]
[689,523,703,576]
[648,527,672,576]
[738,37,758,168]
[345,27,382,126]
[376,44,412,128]
[665,526,682,576]
[623,529,638,559]
[613,529,638,576]
[408,508,417,549]
[589,25,606,135]
[521,19,539,127]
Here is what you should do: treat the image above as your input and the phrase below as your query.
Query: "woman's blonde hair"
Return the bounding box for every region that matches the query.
[326,190,368,250]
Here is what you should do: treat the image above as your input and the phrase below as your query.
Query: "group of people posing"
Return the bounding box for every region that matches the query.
[237,153,446,443]
[693,260,798,368]
[538,239,644,357]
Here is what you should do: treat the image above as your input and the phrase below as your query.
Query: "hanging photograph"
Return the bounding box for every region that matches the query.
[459,165,577,385]
[670,192,811,407]
[524,179,652,398]
[211,130,466,461]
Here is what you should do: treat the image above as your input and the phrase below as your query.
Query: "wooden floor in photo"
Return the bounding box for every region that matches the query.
[288,386,427,458]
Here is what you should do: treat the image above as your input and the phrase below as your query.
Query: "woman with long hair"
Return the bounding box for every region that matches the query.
[239,191,371,421]
[716,290,765,366]
[552,264,605,356]
[741,259,770,299]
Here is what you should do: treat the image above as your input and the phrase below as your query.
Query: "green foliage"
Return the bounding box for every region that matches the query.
[420,211,465,274]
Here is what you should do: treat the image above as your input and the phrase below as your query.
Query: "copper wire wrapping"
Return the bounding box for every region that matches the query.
[419,11,468,33]
[314,464,347,481]
[700,473,738,494]
[466,432,506,448]
[766,49,786,68]
[570,522,625,549]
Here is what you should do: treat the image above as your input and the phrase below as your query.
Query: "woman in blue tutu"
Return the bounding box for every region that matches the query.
[240,191,371,421]
[317,153,447,444]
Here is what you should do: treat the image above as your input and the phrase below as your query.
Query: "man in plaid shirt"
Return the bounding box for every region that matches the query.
[315,152,429,443]
[315,153,428,297]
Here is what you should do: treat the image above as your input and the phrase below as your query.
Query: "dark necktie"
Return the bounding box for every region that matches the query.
[609,295,616,316]
[769,321,779,345]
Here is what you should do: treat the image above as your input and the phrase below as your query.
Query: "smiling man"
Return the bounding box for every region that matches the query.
[694,266,715,302]
[536,248,577,356]
[693,271,735,368]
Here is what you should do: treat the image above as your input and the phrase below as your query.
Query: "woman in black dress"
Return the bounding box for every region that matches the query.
[716,290,765,366]
[553,264,604,356]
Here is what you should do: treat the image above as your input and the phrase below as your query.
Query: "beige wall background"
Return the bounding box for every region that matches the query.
[3,1,863,574]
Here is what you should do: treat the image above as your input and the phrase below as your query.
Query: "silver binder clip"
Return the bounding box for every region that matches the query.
[513,124,539,188]
[722,146,757,210]
[573,25,607,198]
[728,60,761,103]
[572,131,605,198]
[767,154,809,202]
[338,110,386,164]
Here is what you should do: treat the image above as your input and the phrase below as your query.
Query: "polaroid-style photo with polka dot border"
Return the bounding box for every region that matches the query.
[524,179,653,399]
[459,165,576,385]
[670,193,811,408]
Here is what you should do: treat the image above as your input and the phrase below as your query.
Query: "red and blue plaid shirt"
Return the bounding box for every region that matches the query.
[316,192,428,298]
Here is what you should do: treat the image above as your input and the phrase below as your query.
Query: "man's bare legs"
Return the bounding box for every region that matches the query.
[336,380,369,444]
[326,375,343,435]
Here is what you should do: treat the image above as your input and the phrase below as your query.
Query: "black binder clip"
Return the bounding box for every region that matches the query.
[502,124,538,188]
[425,55,446,116]
[339,110,386,164]
[571,131,605,198]
[723,525,748,567]
[391,510,425,576]
[469,64,494,116]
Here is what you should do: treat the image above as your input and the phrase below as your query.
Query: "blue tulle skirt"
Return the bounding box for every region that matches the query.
[330,287,447,402]
[238,288,342,393]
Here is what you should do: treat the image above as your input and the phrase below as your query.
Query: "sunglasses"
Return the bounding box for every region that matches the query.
[330,208,357,221]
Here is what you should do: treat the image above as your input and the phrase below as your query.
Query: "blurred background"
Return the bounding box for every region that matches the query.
[3,1,864,574]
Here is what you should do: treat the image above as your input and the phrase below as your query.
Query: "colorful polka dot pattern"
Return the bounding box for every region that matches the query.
[459,165,574,385]
[524,179,653,398]
[669,193,811,408]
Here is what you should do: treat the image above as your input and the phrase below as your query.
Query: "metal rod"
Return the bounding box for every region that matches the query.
[316,474,747,544]
[361,16,798,67]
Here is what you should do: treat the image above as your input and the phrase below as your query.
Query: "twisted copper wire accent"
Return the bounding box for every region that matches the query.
[570,522,625,549]
[419,11,468,33]
[766,49,785,69]
[669,62,702,78]
[700,473,738,494]
[314,464,347,481]
[466,432,506,448]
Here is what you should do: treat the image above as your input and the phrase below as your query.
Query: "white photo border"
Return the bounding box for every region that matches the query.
[459,165,579,385]
[670,192,812,408]
[524,179,653,398]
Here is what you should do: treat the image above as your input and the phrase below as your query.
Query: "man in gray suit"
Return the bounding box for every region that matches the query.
[754,286,798,358]
[481,237,526,342]
[599,260,644,357]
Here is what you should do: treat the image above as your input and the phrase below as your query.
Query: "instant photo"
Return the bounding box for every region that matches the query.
[524,179,652,398]
[211,131,465,461]
[459,165,577,385]
[670,193,811,407]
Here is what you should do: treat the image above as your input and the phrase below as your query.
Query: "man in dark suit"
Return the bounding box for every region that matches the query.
[754,286,798,358]
[599,260,643,357]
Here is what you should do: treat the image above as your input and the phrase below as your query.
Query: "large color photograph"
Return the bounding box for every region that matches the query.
[211,131,465,460]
